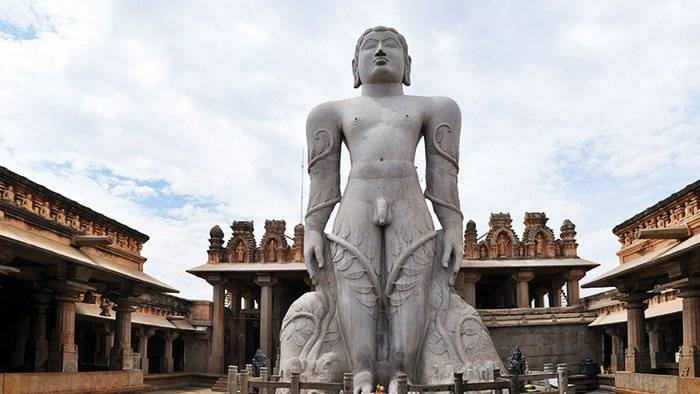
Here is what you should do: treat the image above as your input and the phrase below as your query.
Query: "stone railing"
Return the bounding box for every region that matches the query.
[224,364,571,394]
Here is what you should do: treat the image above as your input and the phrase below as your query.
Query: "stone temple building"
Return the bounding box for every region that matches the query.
[583,179,700,393]
[188,212,602,375]
[189,180,700,392]
[0,166,218,393]
[2,161,698,393]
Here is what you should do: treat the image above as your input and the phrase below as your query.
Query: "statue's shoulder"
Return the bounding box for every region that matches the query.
[404,95,460,115]
[308,100,340,118]
[307,100,348,124]
[428,96,460,114]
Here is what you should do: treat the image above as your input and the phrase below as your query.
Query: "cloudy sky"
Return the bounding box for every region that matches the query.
[1,1,699,300]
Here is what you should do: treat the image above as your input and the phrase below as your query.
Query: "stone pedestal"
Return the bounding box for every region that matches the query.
[48,286,82,372]
[679,288,700,377]
[255,274,278,358]
[110,299,137,370]
[462,270,480,307]
[621,292,651,373]
[564,269,585,306]
[512,270,535,308]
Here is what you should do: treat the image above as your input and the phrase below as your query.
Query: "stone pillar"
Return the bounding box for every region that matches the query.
[164,331,179,373]
[678,288,700,377]
[48,286,81,372]
[564,269,586,306]
[228,283,238,314]
[646,321,663,369]
[548,280,564,307]
[512,270,535,308]
[621,292,651,373]
[462,271,481,307]
[208,278,226,374]
[30,293,50,371]
[109,298,136,370]
[11,314,30,369]
[136,328,155,375]
[98,324,114,365]
[605,327,625,372]
[255,274,278,358]
[534,287,547,308]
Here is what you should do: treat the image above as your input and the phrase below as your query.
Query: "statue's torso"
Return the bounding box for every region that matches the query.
[323,95,435,231]
[335,95,431,206]
[339,95,428,164]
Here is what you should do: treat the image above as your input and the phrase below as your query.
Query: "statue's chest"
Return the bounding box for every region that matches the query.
[341,104,423,141]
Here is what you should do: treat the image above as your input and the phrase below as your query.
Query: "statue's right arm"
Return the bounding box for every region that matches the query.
[304,102,342,274]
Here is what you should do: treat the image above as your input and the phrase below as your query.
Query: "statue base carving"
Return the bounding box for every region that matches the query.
[279,231,503,391]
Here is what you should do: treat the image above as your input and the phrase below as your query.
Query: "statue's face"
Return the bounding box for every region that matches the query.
[356,30,405,85]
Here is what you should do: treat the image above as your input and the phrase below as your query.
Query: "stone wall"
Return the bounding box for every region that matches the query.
[614,371,700,394]
[0,370,145,394]
[488,322,600,373]
[184,334,210,373]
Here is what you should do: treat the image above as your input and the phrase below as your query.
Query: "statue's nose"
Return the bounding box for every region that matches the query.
[375,47,386,57]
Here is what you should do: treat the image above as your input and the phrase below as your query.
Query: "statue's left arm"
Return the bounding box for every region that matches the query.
[424,97,463,285]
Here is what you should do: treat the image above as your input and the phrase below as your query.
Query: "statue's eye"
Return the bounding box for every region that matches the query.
[384,39,399,48]
[363,39,378,50]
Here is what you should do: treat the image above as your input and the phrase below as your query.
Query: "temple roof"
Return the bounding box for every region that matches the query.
[612,179,700,235]
[187,261,307,274]
[463,258,598,269]
[0,166,149,243]
[588,297,682,327]
[583,233,700,288]
[75,303,195,330]
[0,220,177,293]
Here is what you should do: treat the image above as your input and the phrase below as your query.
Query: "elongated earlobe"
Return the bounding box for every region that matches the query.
[403,55,412,86]
[352,59,361,88]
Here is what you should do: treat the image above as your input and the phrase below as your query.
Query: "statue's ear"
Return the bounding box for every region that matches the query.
[352,58,361,88]
[403,55,411,86]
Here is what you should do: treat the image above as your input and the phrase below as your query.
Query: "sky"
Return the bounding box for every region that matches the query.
[1,1,699,300]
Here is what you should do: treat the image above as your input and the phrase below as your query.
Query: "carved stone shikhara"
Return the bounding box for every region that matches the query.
[279,26,502,393]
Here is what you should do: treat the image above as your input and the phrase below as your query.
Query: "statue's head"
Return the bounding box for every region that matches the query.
[352,26,411,88]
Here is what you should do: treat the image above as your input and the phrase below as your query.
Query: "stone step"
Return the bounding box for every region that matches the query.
[212,376,229,391]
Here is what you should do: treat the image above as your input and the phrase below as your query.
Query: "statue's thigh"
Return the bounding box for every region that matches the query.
[384,204,435,339]
[331,199,382,309]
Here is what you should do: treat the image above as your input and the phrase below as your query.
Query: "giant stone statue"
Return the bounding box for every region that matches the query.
[279,26,502,393]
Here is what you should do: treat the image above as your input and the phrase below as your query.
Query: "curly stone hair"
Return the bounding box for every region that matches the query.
[352,26,411,88]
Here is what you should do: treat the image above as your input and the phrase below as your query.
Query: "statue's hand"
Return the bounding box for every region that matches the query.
[304,230,326,285]
[441,226,463,286]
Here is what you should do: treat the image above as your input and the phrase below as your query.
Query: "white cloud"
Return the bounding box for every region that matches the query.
[1,1,699,299]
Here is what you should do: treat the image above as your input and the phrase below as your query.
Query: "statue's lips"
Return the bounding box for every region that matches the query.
[374,58,388,65]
